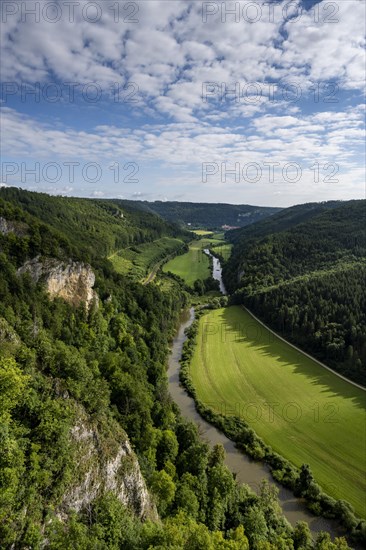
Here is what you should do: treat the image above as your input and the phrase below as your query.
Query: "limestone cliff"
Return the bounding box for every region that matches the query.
[17,257,98,309]
[0,317,20,345]
[0,216,28,236]
[59,407,157,522]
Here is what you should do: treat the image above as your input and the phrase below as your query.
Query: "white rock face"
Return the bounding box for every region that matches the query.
[0,317,21,345]
[17,257,98,309]
[60,414,157,521]
[0,216,27,236]
[0,216,11,234]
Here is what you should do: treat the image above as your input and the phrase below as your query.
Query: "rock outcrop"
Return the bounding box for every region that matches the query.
[59,408,157,521]
[0,216,28,236]
[0,317,21,347]
[17,257,98,309]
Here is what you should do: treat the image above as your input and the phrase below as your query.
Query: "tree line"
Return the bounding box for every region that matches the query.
[224,200,366,385]
[0,189,354,548]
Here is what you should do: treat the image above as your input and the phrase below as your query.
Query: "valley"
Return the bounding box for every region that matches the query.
[0,188,365,549]
[163,236,225,287]
[189,305,366,517]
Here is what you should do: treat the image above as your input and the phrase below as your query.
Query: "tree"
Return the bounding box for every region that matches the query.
[156,429,179,469]
[243,505,268,548]
[194,279,205,295]
[293,521,313,549]
[208,444,225,467]
[295,464,314,497]
[150,470,176,516]
[175,482,199,519]
[0,356,29,419]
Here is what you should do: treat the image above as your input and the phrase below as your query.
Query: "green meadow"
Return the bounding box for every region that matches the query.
[109,236,185,280]
[191,230,214,236]
[163,237,224,286]
[190,305,366,517]
[210,242,233,261]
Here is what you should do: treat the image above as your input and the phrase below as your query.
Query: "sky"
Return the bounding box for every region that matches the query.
[0,0,365,207]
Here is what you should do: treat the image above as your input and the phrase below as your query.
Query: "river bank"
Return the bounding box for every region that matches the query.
[166,252,362,548]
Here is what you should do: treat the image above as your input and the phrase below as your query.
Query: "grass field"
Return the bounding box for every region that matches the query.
[109,237,185,280]
[163,237,224,286]
[190,305,366,517]
[211,242,233,261]
[191,230,214,236]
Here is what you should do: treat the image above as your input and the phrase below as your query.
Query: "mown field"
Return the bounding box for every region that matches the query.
[211,242,233,261]
[191,230,214,236]
[163,237,224,286]
[189,305,366,517]
[109,236,186,280]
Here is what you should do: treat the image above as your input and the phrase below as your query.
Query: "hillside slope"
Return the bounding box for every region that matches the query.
[0,187,189,262]
[227,200,344,245]
[1,189,351,548]
[118,200,281,229]
[224,200,366,384]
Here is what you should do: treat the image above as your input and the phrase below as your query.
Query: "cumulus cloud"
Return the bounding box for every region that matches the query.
[1,0,365,121]
[1,0,365,204]
[2,104,364,200]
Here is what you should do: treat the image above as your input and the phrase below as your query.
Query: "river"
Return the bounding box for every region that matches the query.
[167,250,358,546]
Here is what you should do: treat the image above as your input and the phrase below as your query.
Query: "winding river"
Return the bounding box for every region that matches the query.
[167,250,358,546]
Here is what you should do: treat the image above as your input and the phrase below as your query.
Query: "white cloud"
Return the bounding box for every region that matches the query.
[1,1,364,122]
[1,104,364,205]
[1,1,365,204]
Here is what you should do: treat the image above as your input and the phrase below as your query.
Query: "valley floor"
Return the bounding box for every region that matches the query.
[189,305,366,517]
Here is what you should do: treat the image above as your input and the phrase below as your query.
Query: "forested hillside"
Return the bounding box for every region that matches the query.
[224,200,366,385]
[119,200,280,230]
[0,187,188,262]
[227,201,344,245]
[1,189,352,548]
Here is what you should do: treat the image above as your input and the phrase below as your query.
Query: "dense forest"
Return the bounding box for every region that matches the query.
[224,200,366,385]
[0,187,189,263]
[0,188,351,549]
[119,200,280,230]
[227,202,344,245]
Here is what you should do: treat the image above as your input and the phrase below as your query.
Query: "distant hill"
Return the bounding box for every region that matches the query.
[227,200,344,244]
[117,200,281,230]
[1,187,365,545]
[224,199,366,385]
[0,187,189,264]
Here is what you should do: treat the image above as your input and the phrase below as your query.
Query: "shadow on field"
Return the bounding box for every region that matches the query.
[219,306,366,412]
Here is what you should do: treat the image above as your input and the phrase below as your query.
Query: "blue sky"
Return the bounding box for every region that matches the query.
[1,0,365,206]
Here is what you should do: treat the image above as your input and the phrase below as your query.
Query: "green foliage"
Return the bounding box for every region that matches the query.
[0,189,355,549]
[110,236,187,280]
[179,305,365,544]
[0,187,189,264]
[125,199,279,230]
[225,200,366,385]
[150,470,176,516]
[0,356,29,418]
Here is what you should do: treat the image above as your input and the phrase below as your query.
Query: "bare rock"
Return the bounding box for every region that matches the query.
[59,409,157,522]
[17,257,98,309]
[0,216,28,236]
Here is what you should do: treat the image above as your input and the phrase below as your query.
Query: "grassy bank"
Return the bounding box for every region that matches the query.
[189,306,366,517]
